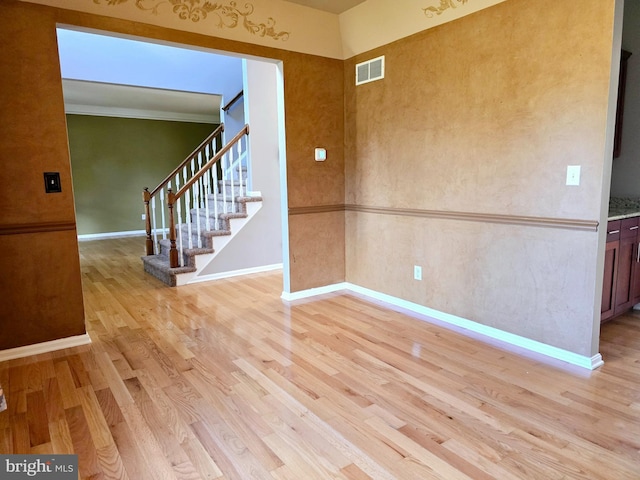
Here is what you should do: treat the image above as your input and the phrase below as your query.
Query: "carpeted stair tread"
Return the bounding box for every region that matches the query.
[142,255,196,287]
[143,191,262,286]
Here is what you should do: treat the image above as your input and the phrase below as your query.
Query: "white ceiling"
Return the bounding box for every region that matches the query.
[63,79,221,124]
[282,0,367,14]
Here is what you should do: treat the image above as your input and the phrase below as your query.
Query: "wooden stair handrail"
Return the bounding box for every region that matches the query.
[222,90,243,113]
[174,125,249,200]
[166,124,249,267]
[148,123,224,198]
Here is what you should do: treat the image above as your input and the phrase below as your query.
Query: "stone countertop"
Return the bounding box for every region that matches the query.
[608,197,640,221]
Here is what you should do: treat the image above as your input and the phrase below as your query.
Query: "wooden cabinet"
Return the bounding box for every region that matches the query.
[602,217,640,322]
[602,220,620,321]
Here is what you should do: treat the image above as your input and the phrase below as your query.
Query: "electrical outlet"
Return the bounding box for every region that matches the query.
[414,265,422,281]
[141,213,146,221]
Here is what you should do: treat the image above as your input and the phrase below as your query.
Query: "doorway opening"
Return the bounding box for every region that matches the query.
[56,26,289,292]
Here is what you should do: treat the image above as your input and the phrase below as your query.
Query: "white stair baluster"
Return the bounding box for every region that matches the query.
[151,195,159,254]
[185,185,192,250]
[230,148,236,214]
[222,152,228,214]
[182,167,188,224]
[237,140,244,198]
[194,179,201,248]
[204,145,211,232]
[174,176,183,266]
[161,185,167,240]
[213,158,219,230]
[199,154,205,209]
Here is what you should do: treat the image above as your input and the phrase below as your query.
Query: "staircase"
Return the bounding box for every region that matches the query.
[141,124,262,286]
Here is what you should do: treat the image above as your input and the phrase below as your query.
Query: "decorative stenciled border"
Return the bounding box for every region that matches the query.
[93,0,290,41]
[423,0,469,18]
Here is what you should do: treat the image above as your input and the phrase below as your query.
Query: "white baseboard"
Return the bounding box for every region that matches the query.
[188,263,283,284]
[0,334,92,363]
[281,282,348,302]
[78,230,147,241]
[281,282,603,371]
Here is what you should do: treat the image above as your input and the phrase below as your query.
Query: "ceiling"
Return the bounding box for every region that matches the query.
[282,0,367,14]
[63,79,221,124]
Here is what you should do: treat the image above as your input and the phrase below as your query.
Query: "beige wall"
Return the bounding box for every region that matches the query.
[339,0,507,58]
[22,0,343,58]
[0,0,345,349]
[344,0,615,356]
[22,0,508,59]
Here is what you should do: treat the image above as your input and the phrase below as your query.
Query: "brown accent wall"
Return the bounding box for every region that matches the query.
[344,0,615,356]
[0,1,85,350]
[0,0,345,351]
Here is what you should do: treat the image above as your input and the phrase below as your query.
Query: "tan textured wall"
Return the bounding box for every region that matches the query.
[281,50,346,291]
[344,0,615,356]
[0,232,85,350]
[0,1,85,350]
[0,0,345,351]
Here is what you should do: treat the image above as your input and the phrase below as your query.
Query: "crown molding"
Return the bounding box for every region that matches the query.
[65,104,218,123]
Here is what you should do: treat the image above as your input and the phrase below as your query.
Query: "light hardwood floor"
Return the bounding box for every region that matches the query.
[1,236,639,479]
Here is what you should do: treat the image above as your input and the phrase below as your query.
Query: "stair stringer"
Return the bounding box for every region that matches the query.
[174,200,262,286]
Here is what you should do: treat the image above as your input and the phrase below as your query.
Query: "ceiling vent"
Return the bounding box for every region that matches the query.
[355,55,385,85]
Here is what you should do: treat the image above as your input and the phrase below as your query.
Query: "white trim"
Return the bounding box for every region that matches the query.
[62,78,220,123]
[78,230,147,241]
[66,106,217,124]
[281,282,603,371]
[281,282,348,302]
[0,334,92,363]
[188,263,283,284]
[276,60,291,296]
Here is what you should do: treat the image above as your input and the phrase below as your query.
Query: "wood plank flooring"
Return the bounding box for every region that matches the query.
[1,236,639,479]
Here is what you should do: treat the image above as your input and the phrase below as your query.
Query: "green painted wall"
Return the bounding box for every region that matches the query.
[66,115,215,235]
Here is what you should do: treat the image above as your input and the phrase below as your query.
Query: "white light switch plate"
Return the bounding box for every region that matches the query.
[566,165,581,186]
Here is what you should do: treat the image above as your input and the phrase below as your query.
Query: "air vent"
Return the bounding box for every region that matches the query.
[355,55,385,85]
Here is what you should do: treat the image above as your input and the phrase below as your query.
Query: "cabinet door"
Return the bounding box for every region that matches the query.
[614,217,639,315]
[614,234,635,314]
[632,238,640,305]
[602,220,621,322]
[602,239,618,321]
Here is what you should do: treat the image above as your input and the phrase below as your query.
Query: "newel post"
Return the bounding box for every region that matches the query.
[143,188,153,255]
[167,189,179,268]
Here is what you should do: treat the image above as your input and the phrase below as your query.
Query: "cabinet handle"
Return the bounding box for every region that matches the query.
[608,230,620,234]
[631,226,639,230]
